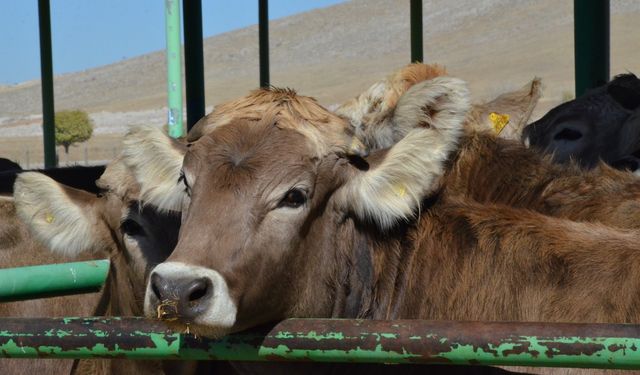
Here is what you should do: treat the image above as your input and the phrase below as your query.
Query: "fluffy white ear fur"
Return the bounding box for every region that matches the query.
[334,81,396,150]
[121,125,186,212]
[14,172,104,257]
[337,77,470,229]
[334,63,448,151]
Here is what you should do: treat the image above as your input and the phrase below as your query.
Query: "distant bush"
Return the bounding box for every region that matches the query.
[55,110,93,154]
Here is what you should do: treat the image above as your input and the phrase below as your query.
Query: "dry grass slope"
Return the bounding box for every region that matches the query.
[0,0,638,166]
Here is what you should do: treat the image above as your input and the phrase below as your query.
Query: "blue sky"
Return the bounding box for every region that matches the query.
[0,0,346,85]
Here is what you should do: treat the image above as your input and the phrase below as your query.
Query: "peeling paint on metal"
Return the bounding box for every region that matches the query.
[3,318,640,369]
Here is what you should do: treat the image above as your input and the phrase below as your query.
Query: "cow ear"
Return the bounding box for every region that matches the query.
[13,172,111,257]
[607,73,640,111]
[335,63,448,150]
[336,76,470,229]
[467,78,542,140]
[121,126,187,212]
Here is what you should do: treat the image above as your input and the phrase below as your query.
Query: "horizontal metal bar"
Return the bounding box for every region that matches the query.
[0,260,110,302]
[0,317,263,360]
[262,319,640,368]
[2,318,640,369]
[0,317,180,359]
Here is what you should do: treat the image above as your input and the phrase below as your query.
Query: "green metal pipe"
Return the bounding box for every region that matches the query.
[574,0,610,97]
[182,0,205,131]
[259,0,270,88]
[410,0,423,63]
[0,317,180,359]
[165,0,184,138]
[259,319,640,368]
[0,260,109,302]
[4,318,640,369]
[0,317,262,360]
[37,0,57,168]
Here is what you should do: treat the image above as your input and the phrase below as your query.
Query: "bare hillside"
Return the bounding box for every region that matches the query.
[0,0,638,167]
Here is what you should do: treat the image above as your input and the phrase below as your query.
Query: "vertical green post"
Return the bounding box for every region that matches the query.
[410,0,423,63]
[574,0,609,97]
[182,0,205,132]
[259,0,270,88]
[165,0,184,138]
[38,0,56,168]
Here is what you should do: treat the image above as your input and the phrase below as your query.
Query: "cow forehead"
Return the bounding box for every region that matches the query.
[188,88,358,157]
[186,119,318,188]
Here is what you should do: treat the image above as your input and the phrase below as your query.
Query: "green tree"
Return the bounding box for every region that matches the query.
[55,110,93,154]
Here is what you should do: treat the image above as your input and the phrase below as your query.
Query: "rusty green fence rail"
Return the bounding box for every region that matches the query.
[2,318,640,369]
[0,260,109,302]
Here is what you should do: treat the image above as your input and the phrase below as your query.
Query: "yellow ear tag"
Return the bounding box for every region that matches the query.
[392,184,407,198]
[489,112,510,135]
[45,213,55,224]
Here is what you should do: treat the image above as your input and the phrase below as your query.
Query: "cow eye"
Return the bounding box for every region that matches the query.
[278,188,307,209]
[121,218,144,236]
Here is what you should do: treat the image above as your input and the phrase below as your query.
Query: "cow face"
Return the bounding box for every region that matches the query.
[522,73,640,169]
[126,77,470,336]
[12,162,180,302]
[149,120,346,334]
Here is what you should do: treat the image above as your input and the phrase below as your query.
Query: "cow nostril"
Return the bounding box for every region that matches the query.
[150,273,163,300]
[187,278,211,302]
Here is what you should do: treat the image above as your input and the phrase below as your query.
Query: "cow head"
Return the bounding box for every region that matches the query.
[13,157,180,314]
[123,75,470,336]
[522,73,640,168]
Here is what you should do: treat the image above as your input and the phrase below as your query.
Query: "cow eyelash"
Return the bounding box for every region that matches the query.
[277,188,307,209]
[178,170,191,196]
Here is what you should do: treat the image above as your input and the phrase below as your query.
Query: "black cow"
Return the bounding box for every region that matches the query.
[0,160,105,195]
[0,158,21,172]
[522,73,640,169]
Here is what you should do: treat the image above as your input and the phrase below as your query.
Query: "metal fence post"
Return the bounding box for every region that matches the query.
[259,0,270,88]
[410,0,423,63]
[574,0,610,97]
[165,0,184,138]
[38,0,56,168]
[183,0,205,131]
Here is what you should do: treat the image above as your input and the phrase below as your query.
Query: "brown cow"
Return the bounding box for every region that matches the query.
[1,159,181,374]
[335,64,640,230]
[120,76,640,343]
[335,63,541,144]
[6,159,441,375]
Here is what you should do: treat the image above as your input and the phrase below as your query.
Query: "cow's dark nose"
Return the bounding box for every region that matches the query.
[150,273,212,320]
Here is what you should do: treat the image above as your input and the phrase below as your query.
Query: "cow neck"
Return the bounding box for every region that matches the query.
[95,251,143,316]
[326,217,415,320]
[444,132,560,207]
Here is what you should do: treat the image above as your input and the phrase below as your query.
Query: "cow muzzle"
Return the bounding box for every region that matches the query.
[145,262,237,328]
